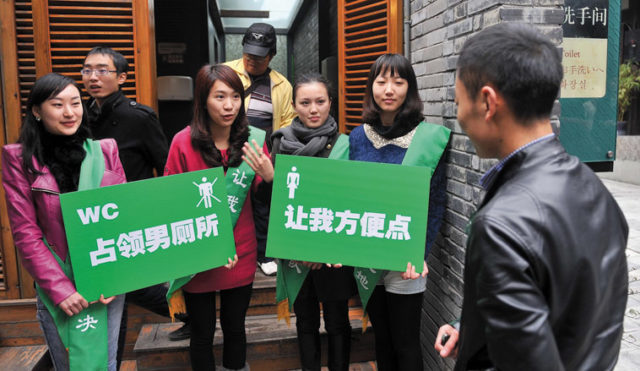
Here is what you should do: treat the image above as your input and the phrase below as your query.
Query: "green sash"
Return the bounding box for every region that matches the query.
[354,122,451,313]
[36,139,109,370]
[275,134,349,324]
[167,127,266,318]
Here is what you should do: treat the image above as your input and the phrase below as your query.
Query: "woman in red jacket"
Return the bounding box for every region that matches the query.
[164,64,273,371]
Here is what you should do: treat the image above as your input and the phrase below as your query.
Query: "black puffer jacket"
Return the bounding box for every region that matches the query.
[455,138,628,371]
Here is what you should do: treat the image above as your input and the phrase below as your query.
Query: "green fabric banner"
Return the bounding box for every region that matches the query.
[37,139,109,370]
[275,134,349,322]
[353,122,451,312]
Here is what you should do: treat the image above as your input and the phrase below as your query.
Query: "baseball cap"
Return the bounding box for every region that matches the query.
[242,23,276,57]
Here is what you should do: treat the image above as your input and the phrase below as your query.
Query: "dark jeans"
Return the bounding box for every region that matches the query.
[367,285,423,371]
[184,283,253,371]
[117,283,170,367]
[294,278,351,371]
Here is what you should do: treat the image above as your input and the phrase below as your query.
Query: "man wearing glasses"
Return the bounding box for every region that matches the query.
[225,23,297,276]
[82,46,168,182]
[81,47,188,360]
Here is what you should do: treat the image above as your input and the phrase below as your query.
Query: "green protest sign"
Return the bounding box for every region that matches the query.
[266,155,430,272]
[60,168,236,302]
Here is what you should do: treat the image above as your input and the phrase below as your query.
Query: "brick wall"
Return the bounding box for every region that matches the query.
[408,0,564,369]
[291,0,320,79]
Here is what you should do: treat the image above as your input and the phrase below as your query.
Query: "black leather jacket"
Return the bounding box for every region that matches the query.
[455,138,628,371]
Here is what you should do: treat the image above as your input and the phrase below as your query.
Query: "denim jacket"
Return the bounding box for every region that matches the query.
[2,139,126,305]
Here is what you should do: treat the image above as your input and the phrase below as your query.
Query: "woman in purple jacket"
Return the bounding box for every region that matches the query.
[2,73,126,371]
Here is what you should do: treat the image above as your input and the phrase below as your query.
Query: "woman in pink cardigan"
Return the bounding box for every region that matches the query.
[164,64,273,371]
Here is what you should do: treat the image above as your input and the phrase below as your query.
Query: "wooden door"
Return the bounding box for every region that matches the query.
[337,0,402,133]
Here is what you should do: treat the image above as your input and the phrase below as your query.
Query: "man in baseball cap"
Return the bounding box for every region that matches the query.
[225,23,296,276]
[242,22,277,57]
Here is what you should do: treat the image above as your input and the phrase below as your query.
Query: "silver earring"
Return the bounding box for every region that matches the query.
[35,116,41,121]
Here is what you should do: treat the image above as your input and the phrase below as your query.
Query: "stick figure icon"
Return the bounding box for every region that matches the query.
[287,166,300,199]
[194,177,221,208]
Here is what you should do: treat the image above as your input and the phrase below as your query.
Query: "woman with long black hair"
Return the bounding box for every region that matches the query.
[164,64,274,371]
[2,73,126,370]
[349,54,451,370]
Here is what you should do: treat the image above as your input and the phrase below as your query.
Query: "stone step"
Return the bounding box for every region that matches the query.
[0,345,50,371]
[134,309,375,370]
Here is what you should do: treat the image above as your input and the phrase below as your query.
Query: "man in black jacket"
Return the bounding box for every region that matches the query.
[82,46,168,181]
[435,23,629,370]
[81,47,188,358]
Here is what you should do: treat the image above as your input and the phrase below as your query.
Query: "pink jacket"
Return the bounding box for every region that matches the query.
[2,139,126,305]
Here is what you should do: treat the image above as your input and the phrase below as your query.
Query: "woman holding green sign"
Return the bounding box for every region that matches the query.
[164,64,274,371]
[259,73,356,371]
[2,73,127,370]
[349,54,450,370]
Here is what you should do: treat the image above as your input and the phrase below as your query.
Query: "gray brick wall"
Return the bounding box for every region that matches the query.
[291,0,320,79]
[409,0,564,369]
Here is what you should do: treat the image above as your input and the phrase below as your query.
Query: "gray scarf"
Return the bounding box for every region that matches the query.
[272,116,338,157]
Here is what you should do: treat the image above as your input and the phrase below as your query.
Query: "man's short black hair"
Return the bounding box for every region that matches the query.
[85,46,129,74]
[457,22,563,123]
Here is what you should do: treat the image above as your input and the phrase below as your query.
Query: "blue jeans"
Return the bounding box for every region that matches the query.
[36,294,125,371]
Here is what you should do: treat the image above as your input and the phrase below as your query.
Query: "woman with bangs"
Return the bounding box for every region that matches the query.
[164,64,274,371]
[349,54,451,370]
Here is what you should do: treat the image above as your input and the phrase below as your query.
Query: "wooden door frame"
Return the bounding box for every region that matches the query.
[0,0,25,299]
[33,0,52,78]
[1,0,22,143]
[133,0,158,112]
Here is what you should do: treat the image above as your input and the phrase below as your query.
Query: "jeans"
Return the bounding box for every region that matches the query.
[366,286,423,371]
[36,294,125,371]
[184,284,253,370]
